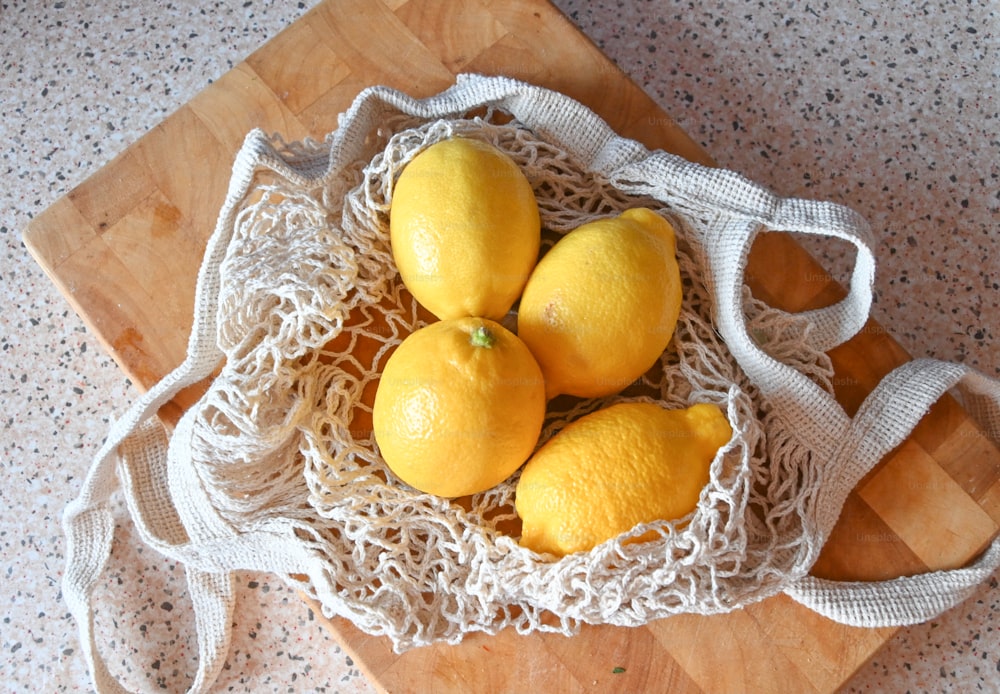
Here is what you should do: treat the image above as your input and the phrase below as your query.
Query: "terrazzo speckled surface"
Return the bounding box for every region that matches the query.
[2,1,997,692]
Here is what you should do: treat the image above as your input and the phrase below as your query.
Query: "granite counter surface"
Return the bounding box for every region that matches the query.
[3,1,997,691]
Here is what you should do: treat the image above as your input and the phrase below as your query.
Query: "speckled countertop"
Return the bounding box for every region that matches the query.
[2,1,997,692]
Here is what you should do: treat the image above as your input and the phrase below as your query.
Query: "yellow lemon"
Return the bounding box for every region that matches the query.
[372,317,546,498]
[515,401,731,557]
[516,208,682,399]
[389,137,541,321]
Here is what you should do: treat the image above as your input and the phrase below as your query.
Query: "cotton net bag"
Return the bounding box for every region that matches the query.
[62,74,1000,693]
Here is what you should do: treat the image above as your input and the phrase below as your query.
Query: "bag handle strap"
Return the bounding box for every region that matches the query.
[784,358,1000,625]
[62,125,377,693]
[605,153,877,351]
[62,401,235,694]
[60,129,273,693]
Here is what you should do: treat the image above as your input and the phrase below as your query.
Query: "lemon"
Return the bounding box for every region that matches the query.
[372,317,546,498]
[389,137,541,321]
[515,401,731,557]
[516,208,682,399]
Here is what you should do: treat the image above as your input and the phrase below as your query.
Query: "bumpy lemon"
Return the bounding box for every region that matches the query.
[389,137,541,321]
[515,401,731,557]
[516,208,682,399]
[372,317,546,498]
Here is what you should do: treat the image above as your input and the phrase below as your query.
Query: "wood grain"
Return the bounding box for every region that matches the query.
[22,0,1000,692]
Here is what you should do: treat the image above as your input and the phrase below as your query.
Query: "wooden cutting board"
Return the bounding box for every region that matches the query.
[23,0,1000,692]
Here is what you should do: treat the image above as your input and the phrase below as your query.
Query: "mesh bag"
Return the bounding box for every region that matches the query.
[62,75,1000,693]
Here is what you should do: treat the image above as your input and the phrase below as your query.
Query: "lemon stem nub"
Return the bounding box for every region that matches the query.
[470,325,496,348]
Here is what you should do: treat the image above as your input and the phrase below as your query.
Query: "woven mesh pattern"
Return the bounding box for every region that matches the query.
[186,113,836,649]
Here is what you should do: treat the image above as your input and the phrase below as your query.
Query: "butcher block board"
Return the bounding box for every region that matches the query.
[23,0,1000,692]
